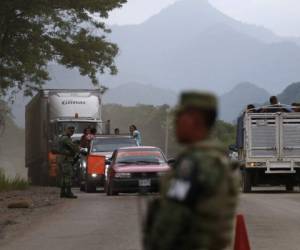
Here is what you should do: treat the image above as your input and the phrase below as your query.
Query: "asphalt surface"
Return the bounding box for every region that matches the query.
[2,187,300,250]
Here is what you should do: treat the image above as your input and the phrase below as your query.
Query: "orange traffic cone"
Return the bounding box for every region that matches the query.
[234,214,251,250]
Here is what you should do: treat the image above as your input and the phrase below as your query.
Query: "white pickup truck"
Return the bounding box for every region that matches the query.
[238,105,300,192]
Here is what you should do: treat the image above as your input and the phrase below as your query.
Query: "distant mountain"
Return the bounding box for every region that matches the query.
[219,82,270,122]
[277,82,300,104]
[101,0,300,94]
[102,82,177,106]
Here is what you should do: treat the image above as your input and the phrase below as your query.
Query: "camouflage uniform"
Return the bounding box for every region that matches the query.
[58,133,79,198]
[143,92,240,250]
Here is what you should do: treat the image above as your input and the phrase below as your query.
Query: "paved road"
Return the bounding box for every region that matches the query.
[3,188,300,250]
[239,187,300,250]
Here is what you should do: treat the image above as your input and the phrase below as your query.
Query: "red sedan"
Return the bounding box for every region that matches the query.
[106,147,170,195]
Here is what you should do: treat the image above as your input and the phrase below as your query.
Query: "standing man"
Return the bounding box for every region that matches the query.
[129,125,142,146]
[58,126,79,198]
[143,92,240,250]
[80,127,94,149]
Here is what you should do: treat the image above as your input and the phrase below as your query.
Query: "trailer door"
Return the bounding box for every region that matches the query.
[248,114,279,158]
[281,114,300,158]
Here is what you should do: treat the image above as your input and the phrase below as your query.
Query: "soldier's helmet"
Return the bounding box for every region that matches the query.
[175,91,218,114]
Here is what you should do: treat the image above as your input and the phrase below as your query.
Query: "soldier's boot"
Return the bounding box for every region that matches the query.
[65,187,77,199]
[60,187,67,198]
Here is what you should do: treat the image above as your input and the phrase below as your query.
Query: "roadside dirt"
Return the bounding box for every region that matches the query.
[0,186,62,244]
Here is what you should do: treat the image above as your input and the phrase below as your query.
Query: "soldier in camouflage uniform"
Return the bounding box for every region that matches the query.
[58,126,79,198]
[143,92,240,250]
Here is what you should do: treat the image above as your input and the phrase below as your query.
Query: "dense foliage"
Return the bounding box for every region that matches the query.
[0,0,126,96]
[103,104,236,157]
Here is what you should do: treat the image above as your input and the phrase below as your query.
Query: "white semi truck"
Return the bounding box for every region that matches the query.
[238,105,300,192]
[25,89,109,185]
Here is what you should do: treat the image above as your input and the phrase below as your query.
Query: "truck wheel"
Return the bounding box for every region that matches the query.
[242,169,252,193]
[85,182,96,193]
[286,184,294,192]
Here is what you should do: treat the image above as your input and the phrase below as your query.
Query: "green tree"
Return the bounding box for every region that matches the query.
[103,104,236,157]
[0,0,126,96]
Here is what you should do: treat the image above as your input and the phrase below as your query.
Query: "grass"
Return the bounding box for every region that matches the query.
[0,169,29,192]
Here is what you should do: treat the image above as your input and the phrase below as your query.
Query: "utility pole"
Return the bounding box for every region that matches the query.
[164,107,170,158]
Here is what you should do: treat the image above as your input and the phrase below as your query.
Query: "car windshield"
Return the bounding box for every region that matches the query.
[91,137,137,152]
[116,149,166,165]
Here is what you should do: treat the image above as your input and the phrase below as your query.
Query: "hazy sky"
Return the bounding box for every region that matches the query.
[108,0,300,37]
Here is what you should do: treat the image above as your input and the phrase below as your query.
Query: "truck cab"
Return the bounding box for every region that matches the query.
[26,89,105,185]
[79,135,138,192]
[238,105,300,192]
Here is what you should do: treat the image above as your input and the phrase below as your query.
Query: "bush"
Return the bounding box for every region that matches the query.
[0,169,29,192]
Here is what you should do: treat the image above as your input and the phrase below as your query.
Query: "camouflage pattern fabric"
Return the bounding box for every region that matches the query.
[57,135,79,189]
[143,139,240,250]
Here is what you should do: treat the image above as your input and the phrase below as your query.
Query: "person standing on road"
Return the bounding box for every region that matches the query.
[143,92,240,250]
[58,126,80,199]
[80,128,92,149]
[130,125,142,146]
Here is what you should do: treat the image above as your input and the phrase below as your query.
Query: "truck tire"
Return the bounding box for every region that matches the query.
[286,183,294,192]
[85,182,96,193]
[242,169,252,193]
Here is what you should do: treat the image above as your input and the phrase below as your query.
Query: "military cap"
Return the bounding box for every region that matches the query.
[175,91,218,113]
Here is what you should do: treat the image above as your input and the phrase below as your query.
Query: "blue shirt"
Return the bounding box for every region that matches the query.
[133,130,142,146]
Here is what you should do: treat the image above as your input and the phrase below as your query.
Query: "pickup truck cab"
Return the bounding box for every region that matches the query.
[79,135,137,192]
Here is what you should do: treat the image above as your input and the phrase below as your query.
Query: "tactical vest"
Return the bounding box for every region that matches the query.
[147,142,239,250]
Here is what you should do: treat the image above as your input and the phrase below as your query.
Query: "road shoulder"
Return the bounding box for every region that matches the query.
[0,186,64,246]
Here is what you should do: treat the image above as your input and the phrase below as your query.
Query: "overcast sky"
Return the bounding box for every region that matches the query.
[108,0,300,37]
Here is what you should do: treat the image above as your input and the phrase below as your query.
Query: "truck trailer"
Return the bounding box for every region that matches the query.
[25,89,106,185]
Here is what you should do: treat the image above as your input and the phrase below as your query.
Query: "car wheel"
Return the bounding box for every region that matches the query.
[80,183,85,192]
[85,181,96,193]
[107,183,118,196]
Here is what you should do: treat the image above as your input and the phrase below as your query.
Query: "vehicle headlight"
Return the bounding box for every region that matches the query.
[248,162,266,167]
[91,173,98,178]
[115,173,131,178]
